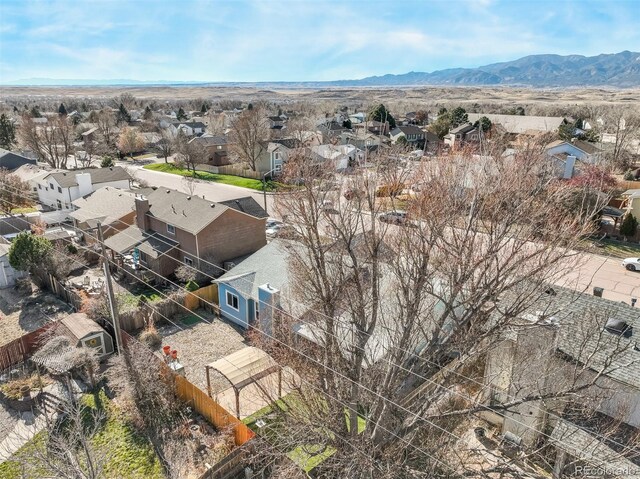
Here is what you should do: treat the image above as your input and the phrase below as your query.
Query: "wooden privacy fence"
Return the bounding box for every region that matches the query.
[198,445,250,479]
[0,322,57,371]
[175,375,255,446]
[184,283,219,312]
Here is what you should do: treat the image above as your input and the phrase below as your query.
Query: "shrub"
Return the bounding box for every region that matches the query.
[140,328,162,349]
[185,280,200,292]
[624,170,635,181]
[101,155,115,168]
[67,244,78,254]
[620,214,638,239]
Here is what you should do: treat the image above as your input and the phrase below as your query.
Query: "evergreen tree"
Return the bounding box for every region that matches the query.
[0,114,16,149]
[450,107,468,128]
[8,232,53,273]
[342,119,352,129]
[368,104,396,129]
[620,214,638,239]
[116,103,131,124]
[474,116,492,132]
[58,103,68,116]
[200,103,208,114]
[143,105,154,120]
[247,103,253,110]
[30,106,41,118]
[176,107,188,121]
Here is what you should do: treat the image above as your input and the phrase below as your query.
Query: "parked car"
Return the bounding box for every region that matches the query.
[378,210,412,226]
[622,257,640,271]
[266,218,284,237]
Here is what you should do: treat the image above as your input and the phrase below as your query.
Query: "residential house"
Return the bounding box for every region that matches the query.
[354,120,389,136]
[104,188,267,277]
[317,120,350,142]
[0,239,26,288]
[216,238,457,368]
[310,144,364,171]
[256,138,302,176]
[35,166,132,210]
[349,113,366,124]
[466,113,569,136]
[340,130,383,151]
[0,148,37,171]
[389,125,425,145]
[168,122,206,137]
[444,123,481,149]
[188,135,231,166]
[12,164,56,197]
[215,239,293,328]
[483,286,640,475]
[620,188,640,220]
[545,139,603,163]
[68,187,139,242]
[140,132,162,150]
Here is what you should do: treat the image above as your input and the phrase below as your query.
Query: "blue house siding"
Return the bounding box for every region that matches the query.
[218,283,250,328]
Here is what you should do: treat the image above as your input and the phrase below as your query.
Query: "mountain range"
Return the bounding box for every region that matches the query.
[4,51,640,88]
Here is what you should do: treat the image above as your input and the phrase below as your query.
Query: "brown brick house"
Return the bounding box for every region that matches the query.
[104,188,267,277]
[189,134,231,167]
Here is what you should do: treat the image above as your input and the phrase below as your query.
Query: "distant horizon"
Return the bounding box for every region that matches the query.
[2,50,638,86]
[1,0,638,84]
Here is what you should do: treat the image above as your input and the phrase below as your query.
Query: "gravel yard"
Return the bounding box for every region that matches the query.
[155,310,248,394]
[0,286,73,347]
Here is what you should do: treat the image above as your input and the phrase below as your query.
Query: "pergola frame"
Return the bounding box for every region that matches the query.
[205,346,282,418]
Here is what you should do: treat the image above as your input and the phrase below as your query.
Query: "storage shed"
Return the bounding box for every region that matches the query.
[58,313,114,358]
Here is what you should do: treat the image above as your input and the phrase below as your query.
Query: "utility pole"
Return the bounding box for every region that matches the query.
[97,222,123,354]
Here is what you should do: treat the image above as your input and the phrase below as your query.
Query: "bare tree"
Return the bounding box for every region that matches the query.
[174,132,205,174]
[117,126,145,159]
[229,106,270,171]
[18,114,74,168]
[0,168,34,213]
[245,142,626,477]
[156,130,173,163]
[181,175,197,196]
[95,109,117,149]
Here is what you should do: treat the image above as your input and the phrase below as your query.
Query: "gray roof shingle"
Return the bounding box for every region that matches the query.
[46,166,131,188]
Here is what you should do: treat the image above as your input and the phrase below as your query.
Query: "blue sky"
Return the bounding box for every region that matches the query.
[0,0,638,82]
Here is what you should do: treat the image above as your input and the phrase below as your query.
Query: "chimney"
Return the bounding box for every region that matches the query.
[257,283,280,337]
[76,172,93,197]
[593,287,604,298]
[135,196,150,231]
[563,155,576,179]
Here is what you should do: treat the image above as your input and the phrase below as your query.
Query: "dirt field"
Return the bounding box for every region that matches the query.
[2,85,639,108]
[0,286,73,347]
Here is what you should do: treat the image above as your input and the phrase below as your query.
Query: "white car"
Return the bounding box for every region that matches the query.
[622,257,640,271]
[265,218,284,237]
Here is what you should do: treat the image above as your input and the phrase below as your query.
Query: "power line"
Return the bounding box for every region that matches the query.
[1,184,636,464]
[2,182,634,455]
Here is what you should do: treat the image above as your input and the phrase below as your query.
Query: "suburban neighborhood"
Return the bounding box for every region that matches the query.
[0,1,639,478]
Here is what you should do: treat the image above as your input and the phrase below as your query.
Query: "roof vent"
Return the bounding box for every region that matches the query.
[604,318,633,338]
[187,196,191,200]
[166,189,170,194]
[593,287,604,297]
[210,204,215,208]
[544,287,556,296]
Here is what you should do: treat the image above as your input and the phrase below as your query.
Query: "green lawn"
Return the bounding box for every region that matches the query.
[143,163,281,191]
[0,390,164,479]
[585,238,640,259]
[10,206,38,214]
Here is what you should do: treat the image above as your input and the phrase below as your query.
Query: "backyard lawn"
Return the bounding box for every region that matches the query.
[143,163,281,191]
[0,391,164,479]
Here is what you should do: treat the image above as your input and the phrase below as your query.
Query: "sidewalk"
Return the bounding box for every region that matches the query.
[0,410,56,463]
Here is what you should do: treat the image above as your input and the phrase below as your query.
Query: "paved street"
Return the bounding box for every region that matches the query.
[556,252,640,304]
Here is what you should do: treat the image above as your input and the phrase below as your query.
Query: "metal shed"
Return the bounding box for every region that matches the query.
[205,347,282,419]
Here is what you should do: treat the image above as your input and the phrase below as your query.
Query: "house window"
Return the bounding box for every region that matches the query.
[33,187,37,192]
[255,307,259,322]
[139,251,147,264]
[57,186,62,193]
[50,183,54,190]
[56,199,62,209]
[217,145,222,150]
[38,184,42,190]
[184,256,193,266]
[167,224,176,235]
[226,291,239,311]
[274,164,282,172]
